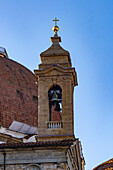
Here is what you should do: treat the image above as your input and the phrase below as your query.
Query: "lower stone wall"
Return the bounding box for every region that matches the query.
[0,164,24,170]
[0,140,84,170]
[41,163,68,170]
[0,163,68,170]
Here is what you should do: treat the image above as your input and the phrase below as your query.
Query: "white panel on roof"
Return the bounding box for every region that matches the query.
[27,126,38,134]
[19,124,30,133]
[9,121,23,131]
[9,121,38,135]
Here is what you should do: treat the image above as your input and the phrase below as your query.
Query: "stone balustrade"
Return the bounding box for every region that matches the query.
[47,121,63,129]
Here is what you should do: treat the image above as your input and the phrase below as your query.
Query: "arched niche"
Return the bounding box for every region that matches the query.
[48,85,62,121]
[24,164,41,170]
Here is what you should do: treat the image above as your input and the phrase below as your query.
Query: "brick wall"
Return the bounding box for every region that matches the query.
[51,105,62,121]
[0,57,38,128]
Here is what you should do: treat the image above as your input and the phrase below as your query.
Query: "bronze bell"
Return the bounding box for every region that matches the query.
[54,102,62,112]
[51,93,62,112]
[51,93,59,102]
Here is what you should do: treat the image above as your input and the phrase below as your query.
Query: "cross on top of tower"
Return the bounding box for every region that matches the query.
[53,17,59,26]
[52,17,59,36]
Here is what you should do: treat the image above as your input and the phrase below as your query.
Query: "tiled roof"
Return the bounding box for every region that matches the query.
[93,158,113,170]
[0,138,76,148]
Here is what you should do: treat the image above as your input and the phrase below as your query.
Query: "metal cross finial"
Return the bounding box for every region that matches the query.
[53,17,59,26]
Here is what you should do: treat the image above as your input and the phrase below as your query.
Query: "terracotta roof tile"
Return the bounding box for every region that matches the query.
[0,138,76,148]
[93,158,113,170]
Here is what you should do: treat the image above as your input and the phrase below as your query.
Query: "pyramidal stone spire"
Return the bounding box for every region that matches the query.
[40,18,72,69]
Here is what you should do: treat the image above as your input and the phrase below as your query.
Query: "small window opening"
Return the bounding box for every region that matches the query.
[48,85,62,121]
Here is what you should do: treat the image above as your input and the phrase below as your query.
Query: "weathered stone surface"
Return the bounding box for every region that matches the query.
[0,145,69,170]
[35,64,77,140]
[0,163,68,170]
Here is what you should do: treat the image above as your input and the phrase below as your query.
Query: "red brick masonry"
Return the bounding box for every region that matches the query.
[51,105,62,121]
[0,57,38,128]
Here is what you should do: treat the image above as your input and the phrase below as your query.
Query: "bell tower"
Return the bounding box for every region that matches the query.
[34,18,77,141]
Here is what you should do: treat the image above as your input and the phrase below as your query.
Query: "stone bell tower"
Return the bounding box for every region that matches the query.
[34,18,77,141]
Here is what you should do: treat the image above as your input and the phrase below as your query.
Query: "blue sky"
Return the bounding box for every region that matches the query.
[0,0,113,169]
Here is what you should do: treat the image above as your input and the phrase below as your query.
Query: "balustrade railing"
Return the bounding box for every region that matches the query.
[47,121,63,129]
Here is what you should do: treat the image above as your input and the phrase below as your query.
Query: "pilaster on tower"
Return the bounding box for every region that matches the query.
[34,18,78,141]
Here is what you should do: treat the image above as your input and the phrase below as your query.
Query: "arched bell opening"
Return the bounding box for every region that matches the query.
[48,85,62,121]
